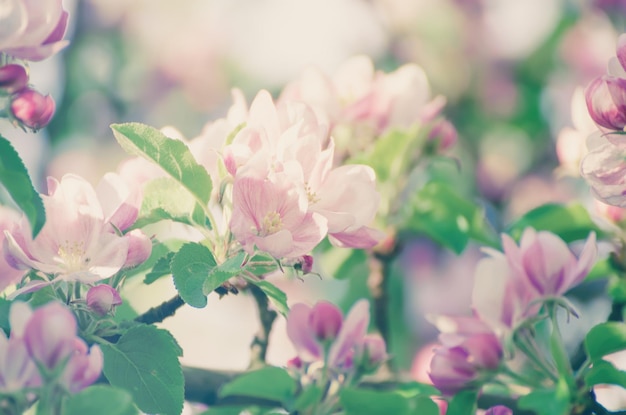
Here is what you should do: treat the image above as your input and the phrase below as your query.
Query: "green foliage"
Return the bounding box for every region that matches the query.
[445,389,477,415]
[403,181,497,253]
[292,386,323,412]
[63,385,138,415]
[101,325,184,415]
[584,359,626,388]
[0,298,10,335]
[517,378,571,415]
[144,251,175,284]
[506,203,602,243]
[339,387,438,415]
[218,366,296,403]
[171,242,217,308]
[133,177,198,228]
[585,322,626,362]
[111,123,213,228]
[0,135,45,238]
[249,280,289,316]
[203,251,247,294]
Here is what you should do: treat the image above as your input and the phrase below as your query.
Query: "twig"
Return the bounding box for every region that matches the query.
[134,294,185,325]
[248,284,277,368]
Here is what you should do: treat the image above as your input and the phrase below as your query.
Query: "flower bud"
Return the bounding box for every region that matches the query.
[360,334,387,366]
[428,119,457,151]
[86,284,122,316]
[294,255,314,274]
[585,75,626,132]
[0,65,28,94]
[10,88,56,130]
[309,301,343,342]
[60,340,103,393]
[485,406,513,415]
[23,302,77,370]
[122,229,152,268]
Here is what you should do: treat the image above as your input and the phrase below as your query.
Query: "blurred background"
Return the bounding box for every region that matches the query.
[5,0,626,401]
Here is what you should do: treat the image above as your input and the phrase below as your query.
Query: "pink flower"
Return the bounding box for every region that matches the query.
[0,64,28,94]
[355,334,388,368]
[0,206,25,292]
[59,339,103,393]
[230,170,327,259]
[286,299,370,369]
[581,138,626,207]
[585,75,626,132]
[122,229,152,268]
[485,406,513,415]
[86,284,123,316]
[0,0,69,61]
[10,88,56,130]
[23,302,78,370]
[502,229,596,298]
[0,303,38,393]
[4,174,129,293]
[428,315,502,396]
[95,172,143,232]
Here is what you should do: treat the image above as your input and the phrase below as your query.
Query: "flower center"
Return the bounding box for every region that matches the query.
[305,182,319,204]
[57,240,89,273]
[260,211,282,236]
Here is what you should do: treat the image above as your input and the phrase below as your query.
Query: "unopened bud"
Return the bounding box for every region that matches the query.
[0,64,28,94]
[10,88,55,130]
[123,229,152,268]
[585,75,626,132]
[428,119,457,151]
[309,301,343,342]
[360,334,387,366]
[86,285,122,316]
[295,255,313,274]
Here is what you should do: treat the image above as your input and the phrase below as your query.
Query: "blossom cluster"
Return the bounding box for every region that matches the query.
[428,228,596,395]
[0,0,69,130]
[1,302,102,401]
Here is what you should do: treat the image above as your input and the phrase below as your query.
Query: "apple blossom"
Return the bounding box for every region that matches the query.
[0,206,25,292]
[485,406,513,415]
[428,315,502,395]
[86,284,123,316]
[0,0,69,61]
[286,299,370,369]
[4,174,129,291]
[581,138,626,207]
[0,302,38,393]
[0,64,28,94]
[10,88,56,130]
[585,75,626,132]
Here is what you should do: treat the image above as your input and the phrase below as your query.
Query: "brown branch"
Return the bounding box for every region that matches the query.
[134,294,185,325]
[248,284,277,368]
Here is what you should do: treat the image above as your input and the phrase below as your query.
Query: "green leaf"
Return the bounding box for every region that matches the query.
[409,395,439,415]
[171,243,217,308]
[339,388,410,415]
[133,177,198,228]
[0,135,45,238]
[204,252,246,295]
[445,390,477,415]
[101,325,184,415]
[292,386,323,411]
[63,385,138,415]
[506,203,602,243]
[517,378,570,415]
[0,298,10,335]
[394,381,440,399]
[200,407,264,415]
[403,182,497,254]
[219,366,296,403]
[354,128,419,183]
[584,359,626,388]
[144,252,175,285]
[585,322,626,362]
[111,123,213,228]
[250,280,289,316]
[585,258,617,283]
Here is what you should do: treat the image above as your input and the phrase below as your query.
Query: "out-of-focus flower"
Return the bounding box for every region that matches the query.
[581,137,626,207]
[0,206,25,293]
[594,200,626,223]
[0,302,38,393]
[0,64,28,94]
[585,75,626,132]
[428,315,502,396]
[4,174,129,295]
[10,88,56,130]
[485,406,513,415]
[355,333,388,369]
[286,299,370,370]
[122,229,152,268]
[0,0,69,61]
[22,302,102,392]
[86,284,123,316]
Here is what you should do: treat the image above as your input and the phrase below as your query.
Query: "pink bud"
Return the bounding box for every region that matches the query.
[0,65,28,94]
[309,301,343,342]
[428,119,458,152]
[485,406,513,415]
[286,356,303,369]
[86,285,122,316]
[60,340,103,393]
[360,334,387,366]
[23,303,77,370]
[122,229,152,268]
[296,255,314,274]
[10,89,56,130]
[585,76,626,132]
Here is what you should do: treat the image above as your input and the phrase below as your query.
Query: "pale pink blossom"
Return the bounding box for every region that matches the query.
[229,170,327,259]
[585,75,626,132]
[355,334,388,368]
[286,299,370,370]
[4,174,129,292]
[122,229,152,268]
[86,284,122,316]
[95,172,143,232]
[0,0,69,61]
[59,339,103,393]
[0,302,38,393]
[0,206,25,292]
[428,315,502,395]
[485,406,513,415]
[581,136,626,206]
